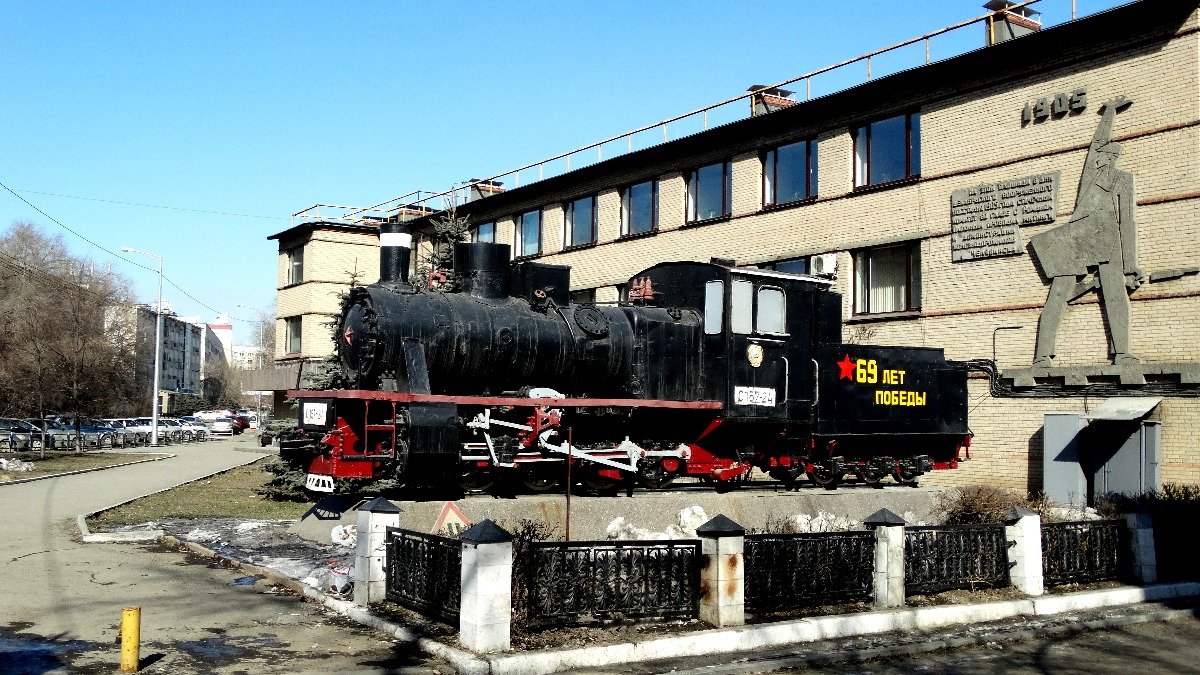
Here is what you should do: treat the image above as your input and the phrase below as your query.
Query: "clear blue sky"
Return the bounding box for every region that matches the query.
[0,0,1125,345]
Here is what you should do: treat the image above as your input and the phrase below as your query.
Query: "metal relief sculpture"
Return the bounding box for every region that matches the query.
[1029,97,1141,367]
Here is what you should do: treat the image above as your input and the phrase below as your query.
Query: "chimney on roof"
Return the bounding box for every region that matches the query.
[748,85,796,117]
[392,204,434,222]
[983,0,1041,45]
[468,179,505,202]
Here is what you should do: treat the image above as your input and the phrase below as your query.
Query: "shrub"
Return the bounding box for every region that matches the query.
[935,485,1067,524]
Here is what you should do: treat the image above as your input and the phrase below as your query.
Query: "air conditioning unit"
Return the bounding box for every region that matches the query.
[810,253,838,277]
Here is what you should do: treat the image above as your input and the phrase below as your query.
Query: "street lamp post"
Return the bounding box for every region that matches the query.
[123,247,163,447]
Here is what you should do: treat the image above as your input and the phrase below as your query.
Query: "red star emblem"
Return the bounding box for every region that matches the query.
[342,327,354,344]
[837,354,856,380]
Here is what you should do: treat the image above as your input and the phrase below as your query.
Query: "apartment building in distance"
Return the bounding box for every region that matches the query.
[271,0,1199,495]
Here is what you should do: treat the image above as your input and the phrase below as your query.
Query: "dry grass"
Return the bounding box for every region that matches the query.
[0,451,154,481]
[87,458,311,528]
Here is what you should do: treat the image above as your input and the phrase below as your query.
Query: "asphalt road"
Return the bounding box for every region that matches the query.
[0,437,452,674]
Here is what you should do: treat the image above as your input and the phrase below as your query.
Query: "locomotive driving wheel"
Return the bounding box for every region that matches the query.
[892,465,920,486]
[637,458,678,490]
[519,465,562,493]
[807,463,841,490]
[458,467,496,494]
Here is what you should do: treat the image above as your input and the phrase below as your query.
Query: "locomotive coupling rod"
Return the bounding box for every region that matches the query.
[119,606,141,672]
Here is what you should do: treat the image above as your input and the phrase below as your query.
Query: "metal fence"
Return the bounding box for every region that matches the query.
[745,531,875,615]
[905,524,1010,595]
[384,527,461,625]
[523,539,700,629]
[1041,519,1127,586]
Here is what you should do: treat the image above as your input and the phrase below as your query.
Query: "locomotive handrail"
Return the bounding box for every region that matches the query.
[288,389,724,409]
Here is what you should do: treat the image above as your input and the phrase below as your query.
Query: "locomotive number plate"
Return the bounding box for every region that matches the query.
[301,401,329,427]
[305,474,335,493]
[734,386,776,407]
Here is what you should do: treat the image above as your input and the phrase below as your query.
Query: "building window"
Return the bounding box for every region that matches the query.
[285,316,302,354]
[564,195,596,248]
[686,161,731,223]
[621,180,657,236]
[854,113,920,187]
[762,257,808,275]
[854,243,921,314]
[569,288,596,304]
[764,139,817,206]
[471,221,496,243]
[287,248,304,285]
[515,209,542,257]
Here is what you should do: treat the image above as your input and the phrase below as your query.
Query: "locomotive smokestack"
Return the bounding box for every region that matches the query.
[454,242,511,299]
[379,221,412,284]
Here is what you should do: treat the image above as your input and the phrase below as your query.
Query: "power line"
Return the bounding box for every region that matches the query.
[0,179,252,321]
[10,187,287,220]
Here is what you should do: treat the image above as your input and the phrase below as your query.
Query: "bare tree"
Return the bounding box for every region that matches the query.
[0,221,138,425]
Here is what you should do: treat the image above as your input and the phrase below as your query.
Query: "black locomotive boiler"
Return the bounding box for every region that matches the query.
[287,223,970,493]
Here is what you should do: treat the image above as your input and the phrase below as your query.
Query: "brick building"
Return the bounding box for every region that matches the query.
[272,0,1199,492]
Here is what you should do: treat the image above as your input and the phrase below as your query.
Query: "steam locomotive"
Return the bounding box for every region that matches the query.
[285,222,970,494]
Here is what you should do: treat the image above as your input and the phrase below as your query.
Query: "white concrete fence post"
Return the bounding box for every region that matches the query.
[1124,510,1157,584]
[697,515,745,628]
[1003,506,1045,596]
[458,519,513,653]
[353,497,402,606]
[864,509,906,609]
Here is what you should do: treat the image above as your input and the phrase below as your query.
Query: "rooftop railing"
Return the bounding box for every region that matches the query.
[295,0,1113,228]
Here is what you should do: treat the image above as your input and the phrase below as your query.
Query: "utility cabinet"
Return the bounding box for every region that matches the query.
[1043,403,1161,506]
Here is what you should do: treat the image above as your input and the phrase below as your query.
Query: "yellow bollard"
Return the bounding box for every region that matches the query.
[120,606,141,673]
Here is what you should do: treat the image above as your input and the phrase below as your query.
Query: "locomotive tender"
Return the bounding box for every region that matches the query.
[287,222,970,493]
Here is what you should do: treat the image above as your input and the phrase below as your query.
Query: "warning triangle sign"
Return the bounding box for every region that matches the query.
[433,501,471,536]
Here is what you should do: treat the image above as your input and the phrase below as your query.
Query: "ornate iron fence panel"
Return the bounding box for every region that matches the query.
[524,539,699,628]
[1042,519,1128,586]
[744,531,875,615]
[905,524,1009,595]
[385,527,461,625]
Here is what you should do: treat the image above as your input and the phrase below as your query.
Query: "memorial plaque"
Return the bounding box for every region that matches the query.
[950,171,1059,262]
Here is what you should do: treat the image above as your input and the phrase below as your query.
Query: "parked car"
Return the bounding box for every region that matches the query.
[176,417,208,441]
[230,415,250,435]
[102,419,147,446]
[243,413,260,431]
[44,416,116,448]
[135,417,181,444]
[22,418,79,450]
[209,417,235,436]
[195,409,233,422]
[0,418,43,451]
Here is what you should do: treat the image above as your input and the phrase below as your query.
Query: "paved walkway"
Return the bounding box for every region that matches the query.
[1,438,450,674]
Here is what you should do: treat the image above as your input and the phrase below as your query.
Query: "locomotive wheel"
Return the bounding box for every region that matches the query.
[458,468,496,494]
[893,466,920,487]
[637,461,677,490]
[861,471,885,488]
[769,466,805,486]
[581,474,621,494]
[807,465,841,490]
[520,467,562,493]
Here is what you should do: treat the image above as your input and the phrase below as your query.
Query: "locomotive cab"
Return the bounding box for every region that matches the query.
[625,261,838,424]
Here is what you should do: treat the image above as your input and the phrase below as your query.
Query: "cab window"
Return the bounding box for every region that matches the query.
[757,286,786,334]
[703,280,724,335]
[730,280,753,334]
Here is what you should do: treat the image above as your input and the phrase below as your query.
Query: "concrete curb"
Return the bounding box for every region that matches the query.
[478,582,1200,675]
[0,452,175,488]
[76,451,270,542]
